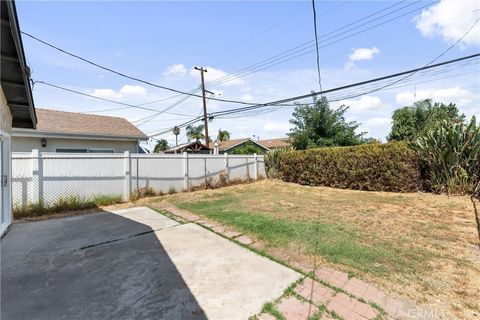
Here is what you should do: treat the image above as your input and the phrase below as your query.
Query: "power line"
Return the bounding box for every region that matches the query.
[213,54,480,117]
[331,16,480,102]
[33,80,195,116]
[148,53,479,137]
[22,31,292,107]
[311,0,322,92]
[206,0,431,87]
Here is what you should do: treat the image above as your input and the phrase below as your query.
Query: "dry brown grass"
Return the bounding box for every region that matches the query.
[155,179,480,320]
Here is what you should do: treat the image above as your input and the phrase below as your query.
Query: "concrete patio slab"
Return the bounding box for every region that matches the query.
[1,207,299,320]
[111,206,179,230]
[154,223,300,320]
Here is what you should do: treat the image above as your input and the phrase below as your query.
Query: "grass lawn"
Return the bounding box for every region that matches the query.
[147,180,479,320]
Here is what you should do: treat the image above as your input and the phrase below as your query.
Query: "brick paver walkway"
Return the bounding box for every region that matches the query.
[161,203,419,320]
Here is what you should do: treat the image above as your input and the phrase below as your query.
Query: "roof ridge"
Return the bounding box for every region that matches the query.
[37,108,131,122]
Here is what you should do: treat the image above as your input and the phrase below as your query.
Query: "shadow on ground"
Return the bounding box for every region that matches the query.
[1,210,207,320]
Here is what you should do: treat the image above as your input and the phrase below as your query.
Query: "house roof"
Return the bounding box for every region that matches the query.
[1,0,36,128]
[258,138,291,149]
[164,141,211,153]
[217,138,269,151]
[13,109,147,140]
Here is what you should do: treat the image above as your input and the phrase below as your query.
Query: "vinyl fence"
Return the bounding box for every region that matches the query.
[12,150,266,206]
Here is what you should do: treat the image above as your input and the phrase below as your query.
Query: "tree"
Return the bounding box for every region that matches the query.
[230,141,266,155]
[388,99,465,141]
[153,139,169,153]
[217,129,231,142]
[186,124,205,142]
[288,96,366,150]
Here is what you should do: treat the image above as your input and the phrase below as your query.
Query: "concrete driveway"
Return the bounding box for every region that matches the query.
[1,207,299,320]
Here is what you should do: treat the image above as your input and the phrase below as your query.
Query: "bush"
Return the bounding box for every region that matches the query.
[414,116,480,195]
[277,142,422,192]
[265,147,293,179]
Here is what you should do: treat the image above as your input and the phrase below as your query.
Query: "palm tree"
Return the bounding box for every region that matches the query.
[186,124,205,142]
[217,129,231,142]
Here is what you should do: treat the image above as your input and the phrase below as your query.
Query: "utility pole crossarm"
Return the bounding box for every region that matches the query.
[194,66,210,148]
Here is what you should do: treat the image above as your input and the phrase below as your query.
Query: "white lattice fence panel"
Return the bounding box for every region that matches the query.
[11,154,33,207]
[228,156,251,181]
[41,155,125,204]
[132,155,185,194]
[12,151,266,206]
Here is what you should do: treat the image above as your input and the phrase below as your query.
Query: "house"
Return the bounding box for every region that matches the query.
[12,109,148,153]
[1,0,37,235]
[216,138,269,154]
[164,141,211,154]
[258,138,291,150]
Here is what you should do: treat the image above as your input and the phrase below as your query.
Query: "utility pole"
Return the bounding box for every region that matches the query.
[194,66,210,148]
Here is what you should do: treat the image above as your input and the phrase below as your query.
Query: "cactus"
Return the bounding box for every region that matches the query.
[414,116,480,195]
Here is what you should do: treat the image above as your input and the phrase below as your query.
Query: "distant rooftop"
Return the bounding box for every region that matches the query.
[258,138,291,149]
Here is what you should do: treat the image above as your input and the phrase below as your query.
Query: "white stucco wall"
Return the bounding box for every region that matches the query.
[0,87,13,134]
[12,136,139,153]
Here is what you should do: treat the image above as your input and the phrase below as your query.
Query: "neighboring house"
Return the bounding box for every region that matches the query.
[12,109,148,153]
[1,0,37,235]
[217,138,269,154]
[164,141,211,154]
[258,138,291,150]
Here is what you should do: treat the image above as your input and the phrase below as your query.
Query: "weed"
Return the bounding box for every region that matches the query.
[261,302,285,320]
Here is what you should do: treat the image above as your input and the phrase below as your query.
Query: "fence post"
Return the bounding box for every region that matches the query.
[224,153,229,184]
[31,149,41,204]
[123,151,131,201]
[183,152,189,191]
[204,157,208,189]
[253,153,258,180]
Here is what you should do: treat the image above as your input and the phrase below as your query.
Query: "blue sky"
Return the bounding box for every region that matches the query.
[17,0,480,148]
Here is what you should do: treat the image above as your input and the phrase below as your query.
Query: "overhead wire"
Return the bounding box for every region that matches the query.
[205,0,432,87]
[32,80,196,116]
[311,0,322,92]
[147,53,479,137]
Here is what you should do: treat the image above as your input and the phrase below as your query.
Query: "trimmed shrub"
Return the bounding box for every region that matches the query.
[277,142,422,192]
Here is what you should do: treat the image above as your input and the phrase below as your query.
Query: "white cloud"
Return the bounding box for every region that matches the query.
[119,85,146,96]
[191,66,246,87]
[340,96,383,113]
[395,86,473,106]
[263,122,292,133]
[92,85,147,100]
[163,64,187,77]
[92,88,121,100]
[415,0,480,45]
[346,47,380,68]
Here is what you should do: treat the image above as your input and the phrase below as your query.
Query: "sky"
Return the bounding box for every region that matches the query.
[16,0,480,149]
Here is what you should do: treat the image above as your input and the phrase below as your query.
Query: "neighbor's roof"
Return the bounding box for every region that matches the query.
[258,138,291,149]
[217,138,269,151]
[164,141,210,153]
[13,109,147,139]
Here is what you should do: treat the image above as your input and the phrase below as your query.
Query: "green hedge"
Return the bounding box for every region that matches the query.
[277,142,422,192]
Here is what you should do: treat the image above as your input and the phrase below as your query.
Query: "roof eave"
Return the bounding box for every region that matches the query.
[2,0,36,128]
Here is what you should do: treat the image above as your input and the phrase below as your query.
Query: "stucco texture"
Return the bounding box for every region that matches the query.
[0,87,13,134]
